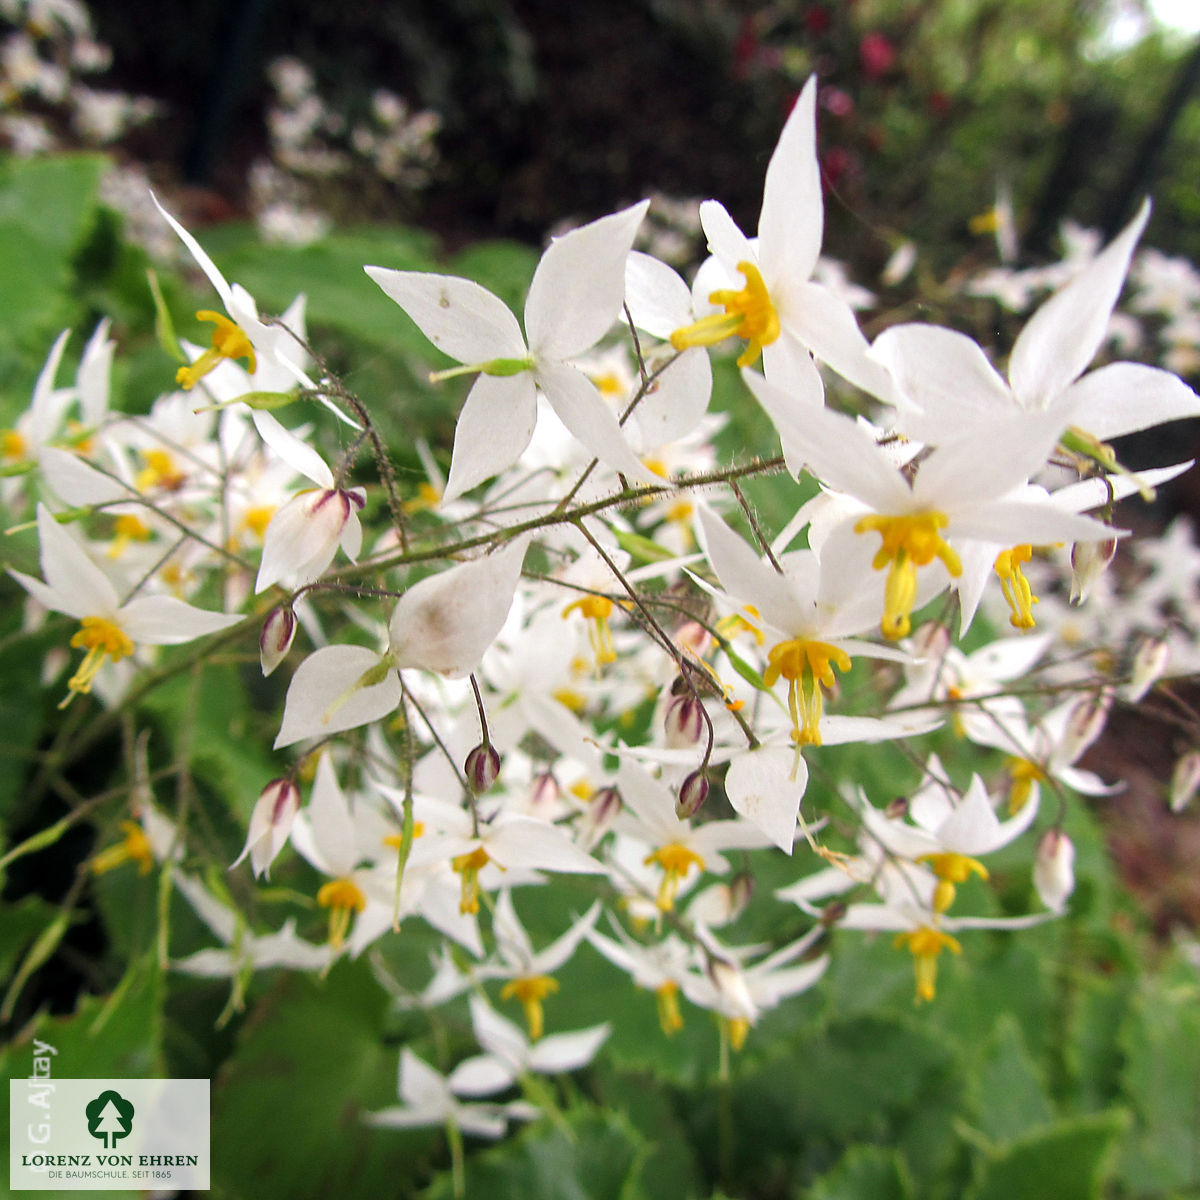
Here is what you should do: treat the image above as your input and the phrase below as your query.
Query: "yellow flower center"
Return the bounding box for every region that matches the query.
[91,819,154,876]
[716,604,764,646]
[854,511,962,640]
[993,544,1039,630]
[1007,758,1045,815]
[725,1016,752,1052]
[451,845,494,914]
[176,310,257,390]
[893,925,962,1003]
[562,594,617,667]
[655,980,684,1036]
[2,428,27,461]
[136,448,187,493]
[670,260,781,368]
[239,504,276,541]
[918,852,989,913]
[317,877,367,948]
[107,513,152,559]
[500,975,560,1041]
[643,842,706,911]
[592,370,626,399]
[63,617,135,705]
[763,638,852,748]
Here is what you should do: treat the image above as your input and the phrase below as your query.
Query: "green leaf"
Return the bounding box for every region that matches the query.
[420,1109,647,1200]
[0,154,104,366]
[804,1144,915,1200]
[965,1111,1129,1200]
[1116,964,1200,1193]
[210,959,420,1200]
[967,1014,1054,1145]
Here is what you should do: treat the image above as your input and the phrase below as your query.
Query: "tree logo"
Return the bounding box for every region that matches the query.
[85,1089,135,1149]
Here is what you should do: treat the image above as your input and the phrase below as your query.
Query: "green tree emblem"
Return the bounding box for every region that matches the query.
[85,1090,135,1149]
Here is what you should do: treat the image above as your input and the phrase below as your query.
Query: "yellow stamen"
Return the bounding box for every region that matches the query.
[451,845,494,914]
[239,504,276,541]
[317,877,367,949]
[716,603,764,646]
[994,544,1039,630]
[91,819,153,875]
[763,638,852,748]
[62,617,135,706]
[553,688,588,714]
[382,822,425,850]
[562,594,617,667]
[670,260,780,368]
[136,448,186,493]
[893,925,962,1003]
[500,975,559,1041]
[725,1016,752,1052]
[107,513,152,559]
[1007,758,1045,815]
[655,980,684,1035]
[918,852,989,913]
[592,371,626,399]
[854,512,962,640]
[2,429,27,461]
[643,842,706,911]
[403,481,443,514]
[176,311,257,390]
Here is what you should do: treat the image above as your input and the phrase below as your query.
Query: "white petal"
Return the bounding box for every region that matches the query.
[468,995,529,1068]
[306,753,360,877]
[448,1054,518,1098]
[255,489,350,593]
[388,537,528,677]
[274,645,400,748]
[443,373,538,502]
[152,194,234,309]
[251,410,334,488]
[117,595,240,644]
[528,1024,610,1074]
[1062,362,1200,441]
[537,361,661,484]
[486,817,605,874]
[632,348,712,447]
[364,268,525,362]
[698,201,754,272]
[760,331,825,410]
[35,503,120,616]
[870,323,1013,434]
[39,447,130,507]
[525,201,649,360]
[1009,199,1149,407]
[625,250,694,338]
[724,745,808,853]
[758,76,822,290]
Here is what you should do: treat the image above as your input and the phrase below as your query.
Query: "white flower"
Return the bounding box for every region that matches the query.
[366,202,659,500]
[10,505,239,705]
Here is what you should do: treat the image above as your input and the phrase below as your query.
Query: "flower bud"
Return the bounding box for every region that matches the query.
[665,694,706,749]
[465,743,501,793]
[579,786,622,848]
[260,606,297,676]
[234,778,301,879]
[674,770,710,820]
[727,870,755,916]
[1033,829,1075,914]
[528,771,560,816]
[885,796,909,820]
[911,621,951,660]
[1069,537,1117,605]
[1125,635,1170,702]
[1170,751,1200,813]
[1061,688,1113,762]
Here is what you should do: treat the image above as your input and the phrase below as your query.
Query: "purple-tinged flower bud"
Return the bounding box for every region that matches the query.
[260,606,297,677]
[233,777,301,879]
[579,786,622,848]
[1170,751,1200,813]
[528,771,560,816]
[911,622,950,660]
[665,695,706,749]
[1033,829,1075,914]
[885,796,909,820]
[1125,635,1170,702]
[674,771,710,820]
[1070,537,1117,605]
[465,743,501,793]
[727,870,755,916]
[819,900,849,927]
[1061,688,1113,762]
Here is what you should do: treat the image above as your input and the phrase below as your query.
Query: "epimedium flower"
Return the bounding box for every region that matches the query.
[365,201,663,501]
[10,505,240,706]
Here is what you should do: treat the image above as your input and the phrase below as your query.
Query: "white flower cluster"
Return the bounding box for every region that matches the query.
[8,72,1200,1120]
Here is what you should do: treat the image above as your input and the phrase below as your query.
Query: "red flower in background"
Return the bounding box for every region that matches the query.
[860,32,896,80]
